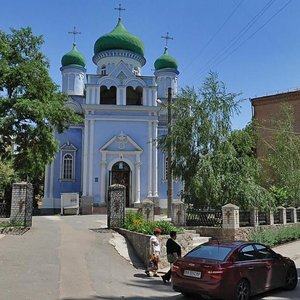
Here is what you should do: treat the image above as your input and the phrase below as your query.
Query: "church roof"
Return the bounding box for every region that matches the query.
[61,43,86,67]
[94,19,145,56]
[154,48,178,71]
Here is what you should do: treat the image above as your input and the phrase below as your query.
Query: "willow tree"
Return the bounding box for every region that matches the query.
[159,72,272,209]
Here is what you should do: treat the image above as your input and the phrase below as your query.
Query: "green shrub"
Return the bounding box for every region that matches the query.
[122,211,184,235]
[249,224,300,247]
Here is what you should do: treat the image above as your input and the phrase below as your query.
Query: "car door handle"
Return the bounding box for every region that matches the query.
[248,267,254,270]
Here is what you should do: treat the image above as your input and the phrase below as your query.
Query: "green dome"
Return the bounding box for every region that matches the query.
[154,48,178,70]
[61,44,86,67]
[94,19,145,56]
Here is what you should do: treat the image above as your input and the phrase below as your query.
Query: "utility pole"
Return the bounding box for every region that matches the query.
[167,87,173,218]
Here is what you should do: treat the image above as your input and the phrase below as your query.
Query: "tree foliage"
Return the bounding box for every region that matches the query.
[159,72,273,209]
[0,27,81,183]
[263,104,300,207]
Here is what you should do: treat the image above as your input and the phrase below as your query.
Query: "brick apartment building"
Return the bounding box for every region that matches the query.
[251,90,300,158]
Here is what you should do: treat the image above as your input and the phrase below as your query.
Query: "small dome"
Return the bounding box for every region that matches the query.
[61,44,86,67]
[94,19,145,56]
[154,48,178,70]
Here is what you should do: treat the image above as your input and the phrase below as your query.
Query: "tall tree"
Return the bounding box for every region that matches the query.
[196,124,273,209]
[159,72,272,208]
[0,28,81,191]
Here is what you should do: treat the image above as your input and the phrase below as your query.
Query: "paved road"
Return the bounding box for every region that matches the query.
[0,215,299,300]
[0,215,182,300]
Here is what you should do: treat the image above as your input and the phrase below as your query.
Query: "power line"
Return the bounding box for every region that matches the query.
[198,0,292,77]
[187,0,276,81]
[181,0,245,74]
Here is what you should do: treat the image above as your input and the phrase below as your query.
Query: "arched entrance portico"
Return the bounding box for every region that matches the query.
[110,161,131,207]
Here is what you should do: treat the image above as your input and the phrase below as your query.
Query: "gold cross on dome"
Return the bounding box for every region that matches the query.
[161,32,174,48]
[114,4,126,20]
[68,26,81,44]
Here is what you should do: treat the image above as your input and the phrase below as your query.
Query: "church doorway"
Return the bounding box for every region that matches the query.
[110,161,131,207]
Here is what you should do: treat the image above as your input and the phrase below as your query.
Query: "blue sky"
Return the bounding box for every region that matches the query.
[1,0,299,129]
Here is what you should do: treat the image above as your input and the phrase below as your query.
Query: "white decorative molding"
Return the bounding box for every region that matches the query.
[96,77,119,89]
[125,78,146,88]
[115,131,128,149]
[148,120,153,197]
[100,131,143,153]
[82,120,89,196]
[65,98,83,114]
[88,120,95,196]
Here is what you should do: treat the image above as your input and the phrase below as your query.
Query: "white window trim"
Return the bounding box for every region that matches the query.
[59,142,77,182]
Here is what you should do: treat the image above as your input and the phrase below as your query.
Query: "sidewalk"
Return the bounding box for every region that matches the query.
[273,240,300,262]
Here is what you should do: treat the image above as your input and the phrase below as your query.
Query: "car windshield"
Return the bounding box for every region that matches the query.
[186,245,232,261]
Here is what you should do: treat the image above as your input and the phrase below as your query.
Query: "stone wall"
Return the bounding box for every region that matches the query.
[116,228,194,269]
[190,223,300,241]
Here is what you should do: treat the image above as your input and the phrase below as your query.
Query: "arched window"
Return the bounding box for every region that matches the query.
[101,65,107,75]
[100,86,117,105]
[63,154,73,180]
[68,74,75,90]
[126,86,143,105]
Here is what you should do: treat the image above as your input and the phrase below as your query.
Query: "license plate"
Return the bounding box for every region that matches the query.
[184,269,201,278]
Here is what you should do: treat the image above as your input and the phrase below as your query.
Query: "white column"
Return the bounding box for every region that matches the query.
[88,120,95,196]
[142,87,147,106]
[117,87,126,105]
[148,120,153,197]
[93,87,97,104]
[135,154,141,204]
[153,120,158,197]
[82,120,89,196]
[153,88,158,106]
[96,86,100,104]
[122,87,126,105]
[100,153,107,204]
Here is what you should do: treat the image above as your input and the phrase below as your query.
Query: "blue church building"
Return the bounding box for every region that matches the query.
[43,17,181,211]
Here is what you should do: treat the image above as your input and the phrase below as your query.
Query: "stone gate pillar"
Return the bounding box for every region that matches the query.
[107,184,126,228]
[141,199,154,221]
[277,206,286,224]
[222,203,239,229]
[250,208,259,227]
[171,201,186,226]
[10,182,33,227]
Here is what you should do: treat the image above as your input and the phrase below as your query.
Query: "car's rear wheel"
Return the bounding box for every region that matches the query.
[234,279,250,300]
[284,267,298,290]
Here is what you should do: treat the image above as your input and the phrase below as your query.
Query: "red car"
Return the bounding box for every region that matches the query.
[172,241,298,300]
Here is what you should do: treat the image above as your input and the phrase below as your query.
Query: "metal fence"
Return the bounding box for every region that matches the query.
[286,210,292,223]
[274,210,281,224]
[297,209,300,222]
[258,212,268,225]
[0,202,10,218]
[239,211,250,227]
[186,209,222,227]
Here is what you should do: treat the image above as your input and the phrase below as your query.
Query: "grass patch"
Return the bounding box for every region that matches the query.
[0,222,25,228]
[249,224,300,247]
[123,210,184,235]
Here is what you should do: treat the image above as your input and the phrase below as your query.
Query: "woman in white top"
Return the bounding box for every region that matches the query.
[145,228,161,277]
